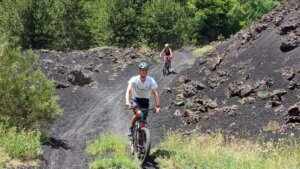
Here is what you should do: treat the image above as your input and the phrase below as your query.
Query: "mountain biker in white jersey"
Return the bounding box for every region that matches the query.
[125,62,161,136]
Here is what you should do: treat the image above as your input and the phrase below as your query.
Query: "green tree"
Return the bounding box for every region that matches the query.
[21,0,61,49]
[0,0,27,47]
[59,0,93,50]
[84,0,114,47]
[141,0,189,49]
[190,0,242,44]
[107,0,148,48]
[0,36,62,130]
[239,0,284,27]
[0,0,92,50]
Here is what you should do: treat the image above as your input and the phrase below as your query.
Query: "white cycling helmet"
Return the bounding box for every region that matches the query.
[165,43,169,48]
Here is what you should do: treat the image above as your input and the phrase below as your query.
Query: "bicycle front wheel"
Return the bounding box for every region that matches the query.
[139,127,151,165]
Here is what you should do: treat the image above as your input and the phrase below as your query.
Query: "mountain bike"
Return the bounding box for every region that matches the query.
[163,60,171,76]
[129,108,155,166]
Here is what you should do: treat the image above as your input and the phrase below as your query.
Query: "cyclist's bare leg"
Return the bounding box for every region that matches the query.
[166,60,171,71]
[130,109,142,128]
[131,109,146,145]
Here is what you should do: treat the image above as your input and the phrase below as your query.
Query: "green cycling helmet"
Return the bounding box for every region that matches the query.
[138,62,149,70]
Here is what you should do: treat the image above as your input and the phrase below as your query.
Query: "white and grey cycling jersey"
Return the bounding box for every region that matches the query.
[128,75,158,99]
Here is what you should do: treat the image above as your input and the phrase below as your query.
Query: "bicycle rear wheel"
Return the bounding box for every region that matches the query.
[163,61,170,76]
[163,66,167,76]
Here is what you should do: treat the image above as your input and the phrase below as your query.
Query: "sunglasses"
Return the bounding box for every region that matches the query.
[140,69,148,71]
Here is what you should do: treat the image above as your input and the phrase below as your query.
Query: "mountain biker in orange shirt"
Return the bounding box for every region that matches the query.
[125,62,161,136]
[160,43,173,73]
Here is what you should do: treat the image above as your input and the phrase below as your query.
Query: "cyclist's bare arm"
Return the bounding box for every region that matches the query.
[126,84,132,109]
[170,48,173,58]
[159,48,165,58]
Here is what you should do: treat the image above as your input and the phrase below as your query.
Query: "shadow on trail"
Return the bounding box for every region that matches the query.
[43,137,71,150]
[166,70,177,75]
[142,149,172,169]
[142,155,159,169]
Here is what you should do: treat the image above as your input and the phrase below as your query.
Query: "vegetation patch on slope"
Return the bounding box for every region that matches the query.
[192,41,220,58]
[153,131,300,169]
[0,124,41,168]
[86,134,139,169]
[0,36,61,167]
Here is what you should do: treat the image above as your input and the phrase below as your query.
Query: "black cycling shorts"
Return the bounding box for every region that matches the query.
[131,98,149,119]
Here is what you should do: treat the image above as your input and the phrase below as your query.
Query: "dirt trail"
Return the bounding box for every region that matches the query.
[42,50,195,169]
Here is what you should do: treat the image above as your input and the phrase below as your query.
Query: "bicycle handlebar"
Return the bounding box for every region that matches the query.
[138,107,155,110]
[125,106,156,113]
[132,107,156,112]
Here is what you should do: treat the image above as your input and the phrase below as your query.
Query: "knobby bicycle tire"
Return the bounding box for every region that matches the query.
[163,66,168,76]
[163,61,170,76]
[131,127,151,166]
[139,127,151,165]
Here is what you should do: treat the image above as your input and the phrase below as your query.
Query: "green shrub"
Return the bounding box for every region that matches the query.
[0,37,62,130]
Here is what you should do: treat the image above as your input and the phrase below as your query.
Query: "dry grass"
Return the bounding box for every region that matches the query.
[176,88,184,100]
[138,44,151,53]
[257,91,269,100]
[4,159,38,169]
[187,59,195,68]
[262,121,281,133]
[88,46,119,51]
[0,148,10,167]
[192,41,219,58]
[153,131,300,169]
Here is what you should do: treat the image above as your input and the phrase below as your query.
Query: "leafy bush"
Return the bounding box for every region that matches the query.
[0,37,62,130]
